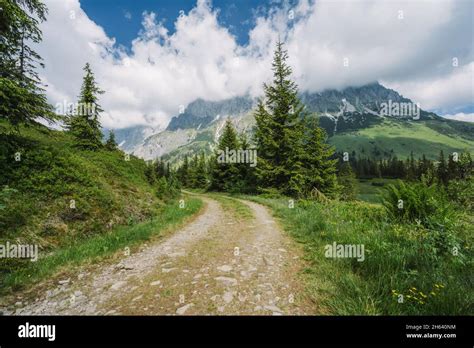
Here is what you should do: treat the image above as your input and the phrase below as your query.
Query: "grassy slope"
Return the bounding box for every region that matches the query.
[329,119,474,160]
[0,121,203,293]
[243,195,472,315]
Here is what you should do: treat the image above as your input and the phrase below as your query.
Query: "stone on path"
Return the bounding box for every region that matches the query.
[222,291,234,304]
[217,265,233,272]
[176,303,194,315]
[110,281,127,291]
[214,276,238,286]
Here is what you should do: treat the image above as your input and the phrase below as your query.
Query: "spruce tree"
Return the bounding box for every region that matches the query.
[0,0,56,126]
[254,40,338,197]
[437,150,448,185]
[105,130,118,150]
[338,161,357,201]
[254,40,306,196]
[210,120,240,191]
[177,155,190,187]
[301,116,338,197]
[447,153,459,181]
[194,152,208,188]
[188,154,199,188]
[145,160,157,185]
[68,63,104,150]
[458,152,473,180]
[238,132,257,193]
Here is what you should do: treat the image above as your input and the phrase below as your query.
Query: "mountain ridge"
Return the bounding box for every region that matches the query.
[106,82,473,162]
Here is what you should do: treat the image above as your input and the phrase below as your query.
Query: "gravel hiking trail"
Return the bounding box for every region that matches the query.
[1,194,315,315]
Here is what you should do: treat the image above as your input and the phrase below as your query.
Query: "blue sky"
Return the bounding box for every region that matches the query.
[81,0,289,49]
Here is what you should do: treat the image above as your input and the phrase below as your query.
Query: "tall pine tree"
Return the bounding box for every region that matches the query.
[254,40,337,197]
[301,116,338,197]
[0,0,56,127]
[437,150,448,185]
[67,63,104,150]
[177,155,190,187]
[210,120,240,191]
[254,40,306,196]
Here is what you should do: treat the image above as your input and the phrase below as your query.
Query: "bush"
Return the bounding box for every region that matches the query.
[381,180,455,229]
[155,176,180,201]
[0,187,33,234]
[446,177,474,211]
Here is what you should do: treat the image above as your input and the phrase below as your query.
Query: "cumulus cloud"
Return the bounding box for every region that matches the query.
[385,63,474,112]
[37,0,473,129]
[441,113,474,123]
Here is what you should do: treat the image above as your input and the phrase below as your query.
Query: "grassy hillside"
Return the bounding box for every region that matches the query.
[0,121,202,293]
[329,119,474,160]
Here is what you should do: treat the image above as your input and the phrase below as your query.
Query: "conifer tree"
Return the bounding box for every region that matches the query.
[0,0,56,126]
[188,154,199,188]
[68,63,104,150]
[254,40,338,197]
[177,155,190,187]
[301,116,338,197]
[144,160,157,185]
[437,150,448,185]
[210,120,240,191]
[458,152,473,180]
[238,132,257,193]
[338,161,357,201]
[105,130,118,151]
[254,40,306,196]
[447,153,459,181]
[194,152,208,188]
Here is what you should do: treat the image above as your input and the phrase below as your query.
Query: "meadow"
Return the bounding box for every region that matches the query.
[242,182,473,315]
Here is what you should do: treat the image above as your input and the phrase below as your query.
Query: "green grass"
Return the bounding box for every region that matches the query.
[356,178,399,203]
[0,121,160,247]
[206,193,253,220]
[0,197,203,294]
[329,120,474,160]
[244,195,473,315]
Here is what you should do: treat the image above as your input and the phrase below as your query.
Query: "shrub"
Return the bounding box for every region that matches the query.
[381,180,455,229]
[155,176,180,201]
[446,177,474,211]
[0,187,32,234]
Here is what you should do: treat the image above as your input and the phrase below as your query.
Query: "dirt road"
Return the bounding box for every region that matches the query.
[3,195,314,315]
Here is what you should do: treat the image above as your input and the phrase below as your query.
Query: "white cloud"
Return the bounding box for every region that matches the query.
[123,10,132,20]
[37,0,474,129]
[441,113,474,123]
[384,63,474,112]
